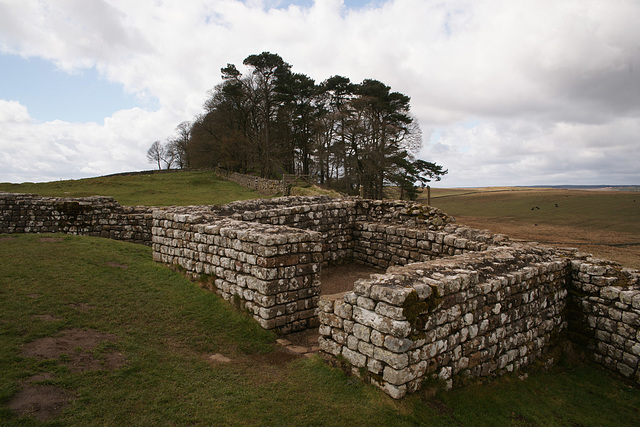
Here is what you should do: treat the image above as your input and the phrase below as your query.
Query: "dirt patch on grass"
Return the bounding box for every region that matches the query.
[8,384,72,421]
[106,262,129,269]
[21,328,124,372]
[38,237,65,242]
[248,347,302,366]
[11,331,126,423]
[320,264,382,295]
[68,302,93,311]
[455,216,640,269]
[0,236,16,241]
[283,329,320,349]
[32,314,61,322]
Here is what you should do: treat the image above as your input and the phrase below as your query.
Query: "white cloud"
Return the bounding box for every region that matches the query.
[0,0,639,185]
[0,100,178,182]
[0,100,31,123]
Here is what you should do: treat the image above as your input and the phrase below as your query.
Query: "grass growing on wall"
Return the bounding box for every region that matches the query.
[0,170,262,206]
[1,234,640,425]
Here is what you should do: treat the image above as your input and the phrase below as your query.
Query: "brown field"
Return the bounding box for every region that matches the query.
[453,215,639,269]
[421,187,640,269]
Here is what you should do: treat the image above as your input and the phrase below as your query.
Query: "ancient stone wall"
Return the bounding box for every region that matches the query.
[318,244,569,398]
[0,192,153,245]
[212,167,287,195]
[147,197,455,332]
[353,224,505,269]
[568,256,640,383]
[2,191,639,398]
[215,196,358,265]
[152,210,323,332]
[355,199,454,229]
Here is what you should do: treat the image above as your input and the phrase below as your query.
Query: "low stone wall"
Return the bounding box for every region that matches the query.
[353,224,505,269]
[355,199,454,229]
[568,256,640,383]
[318,244,569,398]
[216,196,358,265]
[0,192,153,245]
[147,197,455,332]
[3,191,639,398]
[152,210,322,332]
[212,167,287,195]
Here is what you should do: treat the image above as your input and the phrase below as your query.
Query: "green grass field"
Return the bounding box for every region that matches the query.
[0,170,262,206]
[1,234,639,425]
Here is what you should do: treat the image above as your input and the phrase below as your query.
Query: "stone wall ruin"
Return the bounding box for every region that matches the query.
[1,191,638,399]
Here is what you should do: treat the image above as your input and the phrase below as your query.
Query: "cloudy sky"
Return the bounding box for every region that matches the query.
[0,0,638,187]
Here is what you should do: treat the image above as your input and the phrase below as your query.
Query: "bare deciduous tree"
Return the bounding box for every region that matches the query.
[146,140,165,170]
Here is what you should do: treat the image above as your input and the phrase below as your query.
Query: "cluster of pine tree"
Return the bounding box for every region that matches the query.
[163,52,447,200]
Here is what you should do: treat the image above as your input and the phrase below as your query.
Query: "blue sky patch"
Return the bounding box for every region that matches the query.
[0,54,152,123]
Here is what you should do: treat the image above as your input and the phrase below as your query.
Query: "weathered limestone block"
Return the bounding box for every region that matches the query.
[343,347,367,368]
[353,307,412,338]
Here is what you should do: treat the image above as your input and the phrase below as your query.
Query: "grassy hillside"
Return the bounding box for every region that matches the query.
[0,170,262,206]
[1,234,639,425]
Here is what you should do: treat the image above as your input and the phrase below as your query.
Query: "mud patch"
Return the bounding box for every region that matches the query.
[21,328,125,372]
[249,347,301,366]
[0,236,16,241]
[281,329,320,349]
[68,302,93,312]
[38,237,64,242]
[32,314,61,322]
[8,384,71,421]
[106,262,129,269]
[23,373,57,384]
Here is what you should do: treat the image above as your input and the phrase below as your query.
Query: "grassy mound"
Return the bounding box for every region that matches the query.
[0,170,261,206]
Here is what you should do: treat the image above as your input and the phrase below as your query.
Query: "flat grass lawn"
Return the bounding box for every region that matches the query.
[0,170,262,206]
[2,234,640,425]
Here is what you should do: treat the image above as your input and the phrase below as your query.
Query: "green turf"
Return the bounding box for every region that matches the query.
[0,170,263,206]
[1,234,639,425]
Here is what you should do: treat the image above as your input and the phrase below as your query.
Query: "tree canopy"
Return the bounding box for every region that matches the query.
[159,52,447,199]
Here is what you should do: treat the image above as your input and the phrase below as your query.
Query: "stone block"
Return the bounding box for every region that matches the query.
[382,383,407,399]
[375,302,405,320]
[358,340,375,357]
[353,306,412,338]
[343,347,367,368]
[357,296,376,310]
[371,330,385,347]
[617,362,635,378]
[368,358,384,375]
[319,311,343,329]
[601,286,621,301]
[319,336,341,356]
[384,335,413,353]
[374,346,409,370]
[353,323,371,342]
[622,311,640,327]
[370,284,415,306]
